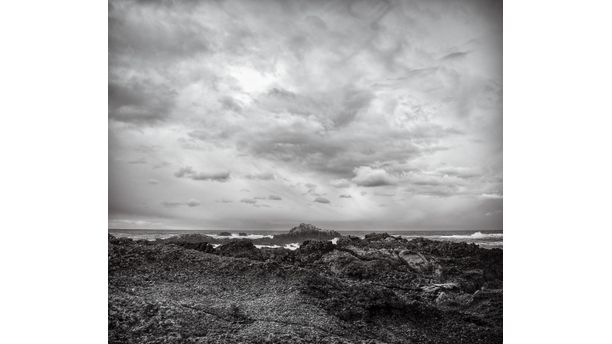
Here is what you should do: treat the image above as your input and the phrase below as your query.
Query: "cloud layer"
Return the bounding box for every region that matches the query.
[109,0,502,230]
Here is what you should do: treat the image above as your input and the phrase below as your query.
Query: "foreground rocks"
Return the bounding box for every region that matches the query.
[109,230,502,343]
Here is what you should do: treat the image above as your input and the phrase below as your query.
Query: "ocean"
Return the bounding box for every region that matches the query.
[109,228,503,249]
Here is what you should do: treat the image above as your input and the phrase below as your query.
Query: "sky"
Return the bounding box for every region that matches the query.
[109,0,502,231]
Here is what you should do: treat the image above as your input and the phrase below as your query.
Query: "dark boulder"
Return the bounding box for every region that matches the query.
[217,240,262,260]
[173,241,216,254]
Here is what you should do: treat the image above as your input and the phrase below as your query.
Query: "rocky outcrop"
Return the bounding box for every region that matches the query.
[109,231,502,344]
[217,240,262,260]
[289,223,339,236]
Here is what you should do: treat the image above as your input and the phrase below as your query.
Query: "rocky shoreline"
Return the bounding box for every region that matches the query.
[109,225,502,343]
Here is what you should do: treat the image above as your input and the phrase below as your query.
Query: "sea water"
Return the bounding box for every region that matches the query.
[109,228,503,249]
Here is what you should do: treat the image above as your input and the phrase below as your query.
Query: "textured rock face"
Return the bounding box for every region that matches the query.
[217,240,262,260]
[288,223,340,237]
[109,232,502,344]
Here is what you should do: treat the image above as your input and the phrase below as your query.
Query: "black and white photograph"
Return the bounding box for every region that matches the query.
[6,1,612,344]
[108,0,502,343]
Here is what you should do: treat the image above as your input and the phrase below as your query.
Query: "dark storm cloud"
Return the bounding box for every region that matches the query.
[108,81,176,124]
[186,199,201,207]
[258,87,375,129]
[109,1,211,61]
[240,123,435,178]
[219,96,243,113]
[108,0,502,230]
[174,167,230,182]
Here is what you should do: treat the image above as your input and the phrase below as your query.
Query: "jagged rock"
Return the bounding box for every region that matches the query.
[297,240,335,255]
[109,230,503,344]
[288,223,340,237]
[164,233,213,244]
[398,250,433,272]
[217,240,262,260]
[300,273,426,322]
[173,241,216,253]
[364,232,392,241]
[435,291,474,307]
[422,283,459,293]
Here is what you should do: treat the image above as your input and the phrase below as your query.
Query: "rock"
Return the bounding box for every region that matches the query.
[173,241,216,253]
[217,240,262,260]
[435,291,474,307]
[109,230,503,344]
[288,223,341,237]
[364,232,391,241]
[398,250,433,272]
[297,240,335,255]
[422,283,459,293]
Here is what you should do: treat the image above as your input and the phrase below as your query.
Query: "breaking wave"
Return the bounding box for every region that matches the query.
[206,233,274,240]
[439,232,503,240]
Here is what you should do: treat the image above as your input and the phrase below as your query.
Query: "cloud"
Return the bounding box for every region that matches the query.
[108,0,502,230]
[240,198,257,204]
[480,193,503,199]
[161,199,200,208]
[436,166,481,179]
[174,166,230,182]
[186,199,201,207]
[352,166,397,187]
[268,195,282,200]
[128,158,147,164]
[147,178,159,185]
[442,51,470,60]
[330,179,351,188]
[314,197,331,204]
[244,172,275,180]
[152,161,171,169]
[161,201,183,208]
[108,81,176,124]
[339,194,352,198]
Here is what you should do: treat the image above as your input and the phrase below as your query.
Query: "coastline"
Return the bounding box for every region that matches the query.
[109,225,502,343]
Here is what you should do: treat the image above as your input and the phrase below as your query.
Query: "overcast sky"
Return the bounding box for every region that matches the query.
[109,0,502,231]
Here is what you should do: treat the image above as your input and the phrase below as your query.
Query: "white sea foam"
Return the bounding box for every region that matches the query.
[111,233,179,241]
[206,233,274,240]
[438,232,503,240]
[255,244,281,249]
[284,243,300,250]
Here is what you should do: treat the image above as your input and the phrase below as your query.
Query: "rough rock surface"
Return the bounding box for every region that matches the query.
[109,231,502,343]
